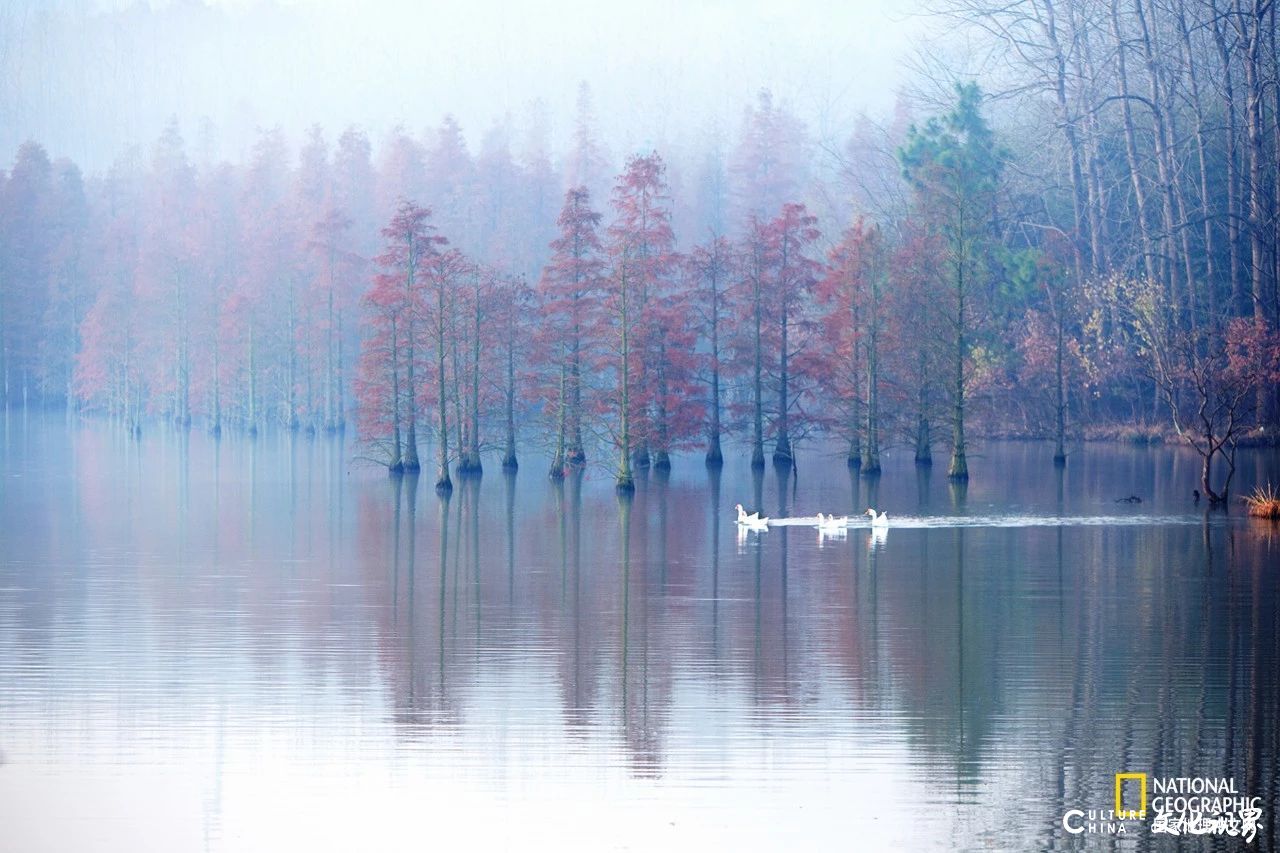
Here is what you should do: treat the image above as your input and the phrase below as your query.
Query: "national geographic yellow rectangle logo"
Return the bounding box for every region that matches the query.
[1115,772,1147,818]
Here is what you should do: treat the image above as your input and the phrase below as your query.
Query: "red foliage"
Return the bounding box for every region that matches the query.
[1226,317,1280,387]
[811,218,886,434]
[602,153,702,460]
[536,186,606,459]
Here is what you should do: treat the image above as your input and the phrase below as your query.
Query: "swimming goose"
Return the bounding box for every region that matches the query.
[816,512,849,532]
[864,508,889,528]
[735,503,764,525]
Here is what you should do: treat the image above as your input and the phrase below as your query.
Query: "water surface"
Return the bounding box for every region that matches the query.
[1,414,1278,851]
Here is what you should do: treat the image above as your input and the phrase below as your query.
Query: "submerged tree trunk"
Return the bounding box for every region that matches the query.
[1054,295,1067,466]
[862,258,881,475]
[915,349,932,465]
[948,233,968,481]
[389,316,403,472]
[503,326,517,471]
[460,283,483,476]
[435,278,451,493]
[847,286,862,469]
[286,276,299,430]
[326,250,336,431]
[773,295,792,468]
[403,272,420,471]
[335,305,346,431]
[247,323,258,436]
[706,244,724,468]
[616,268,635,492]
[568,317,585,466]
[653,343,671,471]
[750,244,765,470]
[211,342,222,437]
[551,360,567,478]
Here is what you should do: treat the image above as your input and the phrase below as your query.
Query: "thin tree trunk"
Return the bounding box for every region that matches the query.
[1074,7,1108,273]
[552,359,567,478]
[403,242,420,471]
[1214,12,1247,315]
[336,306,345,430]
[435,268,451,493]
[863,261,881,475]
[1178,0,1217,320]
[247,322,258,435]
[1042,0,1090,281]
[706,247,723,467]
[774,296,792,467]
[1240,0,1267,323]
[915,349,932,465]
[503,322,517,471]
[616,267,634,492]
[568,313,585,465]
[287,276,298,430]
[1271,1,1280,326]
[751,244,765,470]
[389,316,402,472]
[463,280,483,474]
[1135,0,1193,322]
[1110,0,1158,284]
[654,346,671,471]
[1054,289,1066,465]
[211,341,221,436]
[847,280,862,469]
[325,246,336,430]
[948,251,968,481]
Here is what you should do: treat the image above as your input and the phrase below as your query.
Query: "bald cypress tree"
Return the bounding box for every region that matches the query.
[899,83,1006,482]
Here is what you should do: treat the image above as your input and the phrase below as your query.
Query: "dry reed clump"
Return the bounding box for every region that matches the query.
[1243,483,1280,519]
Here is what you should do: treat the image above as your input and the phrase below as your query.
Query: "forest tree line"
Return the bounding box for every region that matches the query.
[1,0,1278,497]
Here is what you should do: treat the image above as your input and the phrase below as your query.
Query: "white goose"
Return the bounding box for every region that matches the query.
[816,512,849,533]
[864,508,889,528]
[735,503,765,525]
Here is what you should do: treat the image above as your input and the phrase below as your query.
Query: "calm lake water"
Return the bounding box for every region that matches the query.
[1,413,1278,851]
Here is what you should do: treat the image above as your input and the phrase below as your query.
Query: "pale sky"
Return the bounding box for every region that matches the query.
[1,0,928,170]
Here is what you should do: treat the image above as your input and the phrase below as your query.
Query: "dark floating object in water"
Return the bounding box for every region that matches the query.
[1193,489,1201,503]
[1116,495,1143,503]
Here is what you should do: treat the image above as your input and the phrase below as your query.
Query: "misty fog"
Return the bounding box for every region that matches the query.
[2,0,922,172]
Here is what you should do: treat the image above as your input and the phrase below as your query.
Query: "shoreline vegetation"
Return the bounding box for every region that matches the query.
[11,402,1279,454]
[2,6,1279,502]
[1243,484,1280,519]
